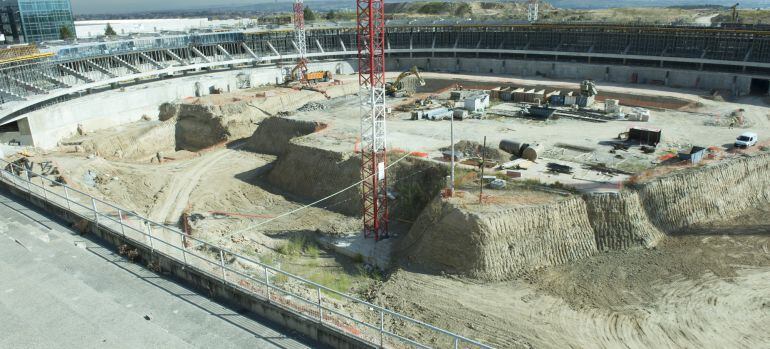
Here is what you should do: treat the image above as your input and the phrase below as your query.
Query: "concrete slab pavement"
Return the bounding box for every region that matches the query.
[0,188,320,349]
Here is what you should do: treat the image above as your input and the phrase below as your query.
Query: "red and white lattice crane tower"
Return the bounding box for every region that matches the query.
[293,0,308,80]
[357,0,388,241]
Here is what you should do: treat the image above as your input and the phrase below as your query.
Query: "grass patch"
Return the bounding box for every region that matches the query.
[276,235,320,258]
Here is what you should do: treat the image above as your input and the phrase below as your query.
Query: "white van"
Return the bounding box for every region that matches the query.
[734,132,759,148]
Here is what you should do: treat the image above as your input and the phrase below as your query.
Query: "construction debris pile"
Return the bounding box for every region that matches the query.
[298,101,328,112]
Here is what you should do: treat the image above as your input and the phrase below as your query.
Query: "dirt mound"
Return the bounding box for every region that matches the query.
[244,117,327,155]
[75,121,176,161]
[158,102,178,121]
[439,140,510,162]
[399,153,770,280]
[398,195,598,280]
[175,102,269,151]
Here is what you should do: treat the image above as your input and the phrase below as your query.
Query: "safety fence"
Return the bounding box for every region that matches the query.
[0,159,492,349]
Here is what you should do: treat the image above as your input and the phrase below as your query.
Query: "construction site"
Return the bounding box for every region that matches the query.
[1,1,770,349]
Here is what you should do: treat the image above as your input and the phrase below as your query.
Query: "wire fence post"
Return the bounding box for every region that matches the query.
[24,167,32,196]
[264,266,271,302]
[117,209,126,238]
[40,176,47,200]
[180,233,188,266]
[454,337,459,349]
[63,185,71,210]
[90,197,99,233]
[317,287,323,323]
[145,221,154,253]
[379,309,385,348]
[219,249,227,284]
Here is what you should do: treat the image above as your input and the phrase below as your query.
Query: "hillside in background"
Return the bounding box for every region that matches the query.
[384,1,741,25]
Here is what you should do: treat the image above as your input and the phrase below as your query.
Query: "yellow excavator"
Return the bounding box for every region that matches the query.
[386,66,426,97]
[285,59,333,85]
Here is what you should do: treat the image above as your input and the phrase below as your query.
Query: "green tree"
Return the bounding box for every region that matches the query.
[303,7,316,21]
[59,26,74,40]
[325,9,336,20]
[104,23,117,37]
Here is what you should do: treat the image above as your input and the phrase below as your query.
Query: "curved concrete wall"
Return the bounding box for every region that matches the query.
[20,60,355,149]
[389,57,754,95]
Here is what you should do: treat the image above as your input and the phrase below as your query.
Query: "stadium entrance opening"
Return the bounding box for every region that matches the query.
[750,78,770,96]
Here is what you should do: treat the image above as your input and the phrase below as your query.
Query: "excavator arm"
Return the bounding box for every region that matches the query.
[387,66,426,95]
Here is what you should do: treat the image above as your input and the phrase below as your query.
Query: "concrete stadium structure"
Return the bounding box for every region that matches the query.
[1,23,769,148]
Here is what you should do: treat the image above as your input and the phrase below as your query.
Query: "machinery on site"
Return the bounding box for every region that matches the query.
[284,59,333,85]
[580,80,598,97]
[284,0,331,86]
[386,66,425,97]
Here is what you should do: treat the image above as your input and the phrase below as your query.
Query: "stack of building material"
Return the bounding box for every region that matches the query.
[490,87,503,100]
[412,107,453,120]
[549,94,565,106]
[512,89,525,102]
[453,109,469,120]
[463,94,490,112]
[564,91,577,106]
[626,107,651,121]
[577,95,595,107]
[605,99,621,114]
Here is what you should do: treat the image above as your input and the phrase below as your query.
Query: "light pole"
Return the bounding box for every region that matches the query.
[450,113,455,196]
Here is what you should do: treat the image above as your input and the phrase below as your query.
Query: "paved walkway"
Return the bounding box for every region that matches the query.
[0,188,319,349]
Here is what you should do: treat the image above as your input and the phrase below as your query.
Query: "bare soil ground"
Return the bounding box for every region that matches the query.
[19,72,770,349]
[379,218,770,348]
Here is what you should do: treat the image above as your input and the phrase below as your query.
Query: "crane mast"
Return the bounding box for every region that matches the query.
[293,0,308,81]
[357,0,388,241]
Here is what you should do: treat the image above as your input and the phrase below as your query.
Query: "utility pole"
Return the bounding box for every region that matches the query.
[449,114,455,196]
[358,0,388,241]
[479,136,486,205]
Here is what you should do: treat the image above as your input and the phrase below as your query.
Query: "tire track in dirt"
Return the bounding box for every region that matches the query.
[378,265,770,349]
[150,147,238,224]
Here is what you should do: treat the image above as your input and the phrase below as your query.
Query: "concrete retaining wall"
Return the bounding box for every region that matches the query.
[21,60,355,150]
[0,180,374,349]
[389,57,753,95]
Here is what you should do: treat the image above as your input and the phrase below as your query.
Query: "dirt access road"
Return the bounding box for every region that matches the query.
[149,145,243,225]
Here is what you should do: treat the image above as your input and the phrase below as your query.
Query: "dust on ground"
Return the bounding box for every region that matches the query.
[379,218,770,348]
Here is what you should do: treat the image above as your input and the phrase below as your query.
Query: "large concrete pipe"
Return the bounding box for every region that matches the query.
[499,139,526,156]
[500,139,541,161]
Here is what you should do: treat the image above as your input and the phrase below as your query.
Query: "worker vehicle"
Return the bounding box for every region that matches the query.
[386,66,426,97]
[285,59,332,84]
[734,132,758,148]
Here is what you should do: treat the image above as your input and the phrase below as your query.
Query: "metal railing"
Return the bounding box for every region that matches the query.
[0,158,492,349]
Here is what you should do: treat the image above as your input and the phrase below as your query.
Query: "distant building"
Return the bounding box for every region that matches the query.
[0,0,75,44]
